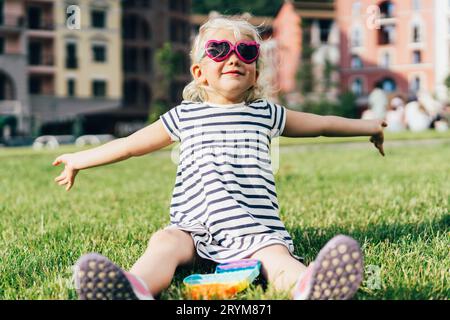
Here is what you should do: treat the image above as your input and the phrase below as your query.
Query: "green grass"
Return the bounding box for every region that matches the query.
[0,134,449,300]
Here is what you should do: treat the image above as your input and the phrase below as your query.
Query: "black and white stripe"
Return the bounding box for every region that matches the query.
[160,99,295,263]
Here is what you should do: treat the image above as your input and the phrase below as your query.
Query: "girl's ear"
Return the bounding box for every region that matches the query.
[191,63,207,85]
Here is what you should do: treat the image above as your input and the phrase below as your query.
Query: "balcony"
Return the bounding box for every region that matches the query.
[27,20,54,31]
[0,16,25,32]
[28,55,55,74]
[25,17,55,39]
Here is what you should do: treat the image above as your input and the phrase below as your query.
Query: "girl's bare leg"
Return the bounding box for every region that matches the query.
[250,244,307,298]
[129,228,196,296]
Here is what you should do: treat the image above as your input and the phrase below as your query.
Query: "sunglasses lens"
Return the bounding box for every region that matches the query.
[206,42,230,60]
[237,43,259,61]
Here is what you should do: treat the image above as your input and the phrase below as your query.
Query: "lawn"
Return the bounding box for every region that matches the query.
[0,133,449,299]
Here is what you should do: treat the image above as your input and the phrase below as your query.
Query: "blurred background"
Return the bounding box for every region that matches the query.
[0,0,449,147]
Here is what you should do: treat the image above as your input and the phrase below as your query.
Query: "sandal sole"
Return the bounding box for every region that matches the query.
[74,253,138,300]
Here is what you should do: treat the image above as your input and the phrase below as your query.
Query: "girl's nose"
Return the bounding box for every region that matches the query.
[226,50,241,64]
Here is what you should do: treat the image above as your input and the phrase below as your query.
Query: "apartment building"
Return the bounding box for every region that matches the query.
[278,1,339,105]
[337,0,448,104]
[0,0,123,138]
[88,0,192,137]
[34,0,123,135]
[122,0,191,112]
[0,0,28,138]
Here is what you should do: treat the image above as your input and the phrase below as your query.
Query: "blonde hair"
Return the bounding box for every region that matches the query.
[182,15,274,103]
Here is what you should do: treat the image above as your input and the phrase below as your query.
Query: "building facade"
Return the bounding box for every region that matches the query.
[33,0,123,135]
[274,1,339,106]
[337,0,448,105]
[0,0,193,140]
[85,0,192,137]
[0,0,29,138]
[0,0,123,138]
[122,0,191,111]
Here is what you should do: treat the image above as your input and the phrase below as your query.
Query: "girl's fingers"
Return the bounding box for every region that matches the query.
[58,179,68,186]
[378,143,385,156]
[52,158,62,166]
[66,171,73,184]
[54,174,66,182]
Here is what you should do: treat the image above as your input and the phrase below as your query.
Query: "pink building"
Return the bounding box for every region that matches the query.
[337,0,437,102]
[272,1,301,93]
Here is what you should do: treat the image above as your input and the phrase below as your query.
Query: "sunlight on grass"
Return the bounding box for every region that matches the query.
[0,136,449,299]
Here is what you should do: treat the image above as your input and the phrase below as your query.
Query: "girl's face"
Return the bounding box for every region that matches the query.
[192,29,259,104]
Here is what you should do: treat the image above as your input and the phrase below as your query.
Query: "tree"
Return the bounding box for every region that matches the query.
[445,74,450,89]
[149,42,185,124]
[297,19,316,95]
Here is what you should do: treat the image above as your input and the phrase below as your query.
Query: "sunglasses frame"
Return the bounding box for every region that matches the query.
[204,39,260,64]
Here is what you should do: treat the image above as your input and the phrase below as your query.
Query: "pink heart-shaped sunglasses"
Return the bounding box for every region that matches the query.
[204,39,260,64]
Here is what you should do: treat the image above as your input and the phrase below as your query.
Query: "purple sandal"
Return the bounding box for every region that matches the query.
[73,253,153,300]
[294,235,364,300]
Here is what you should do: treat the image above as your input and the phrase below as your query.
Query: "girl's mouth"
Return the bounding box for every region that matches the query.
[223,70,244,76]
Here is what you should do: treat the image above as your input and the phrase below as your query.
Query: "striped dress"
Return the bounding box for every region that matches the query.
[159,99,297,263]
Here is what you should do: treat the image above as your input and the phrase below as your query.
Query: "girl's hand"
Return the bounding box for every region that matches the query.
[52,154,80,191]
[369,120,388,156]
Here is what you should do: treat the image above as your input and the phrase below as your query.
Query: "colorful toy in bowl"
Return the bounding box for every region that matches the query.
[183,259,261,300]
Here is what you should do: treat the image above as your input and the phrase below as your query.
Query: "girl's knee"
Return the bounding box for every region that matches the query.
[147,229,195,262]
[251,244,291,261]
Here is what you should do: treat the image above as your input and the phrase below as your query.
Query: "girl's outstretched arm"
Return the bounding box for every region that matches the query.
[283,109,387,156]
[52,119,173,191]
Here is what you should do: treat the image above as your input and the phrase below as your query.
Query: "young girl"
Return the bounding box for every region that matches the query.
[53,17,387,300]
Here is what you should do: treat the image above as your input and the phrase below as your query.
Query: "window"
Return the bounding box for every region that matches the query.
[352,1,361,16]
[29,77,41,94]
[92,44,107,62]
[65,42,78,69]
[319,20,332,43]
[381,52,391,67]
[351,28,362,47]
[410,76,421,93]
[123,47,138,72]
[378,25,395,45]
[412,24,422,43]
[381,78,396,92]
[123,16,137,40]
[412,50,422,64]
[351,55,363,69]
[67,79,76,97]
[412,0,421,11]
[28,41,42,65]
[142,47,152,72]
[351,78,364,96]
[91,10,106,28]
[27,6,42,29]
[92,80,107,97]
[379,1,395,18]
